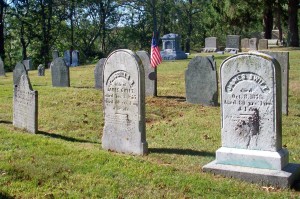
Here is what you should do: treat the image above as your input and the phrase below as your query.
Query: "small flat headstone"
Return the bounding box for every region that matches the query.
[37,64,45,76]
[136,50,157,96]
[102,49,147,155]
[13,62,28,85]
[185,56,218,106]
[249,38,258,50]
[71,50,79,66]
[52,50,59,60]
[0,57,5,76]
[225,35,241,52]
[51,57,70,87]
[203,37,218,52]
[13,74,38,133]
[258,39,268,50]
[241,38,249,51]
[63,50,71,66]
[94,58,106,89]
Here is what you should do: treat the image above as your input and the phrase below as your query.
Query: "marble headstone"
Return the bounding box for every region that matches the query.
[102,49,147,155]
[94,58,106,89]
[249,38,258,50]
[63,50,71,66]
[160,33,187,60]
[225,35,241,53]
[51,57,70,87]
[203,37,218,52]
[71,50,79,66]
[241,38,249,51]
[258,39,268,50]
[203,52,300,188]
[37,64,45,76]
[185,56,218,106]
[52,50,59,60]
[13,74,38,133]
[259,51,289,115]
[136,50,157,96]
[22,59,33,70]
[0,57,5,76]
[13,62,28,85]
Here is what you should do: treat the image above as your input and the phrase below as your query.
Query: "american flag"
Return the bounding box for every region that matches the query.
[150,34,162,68]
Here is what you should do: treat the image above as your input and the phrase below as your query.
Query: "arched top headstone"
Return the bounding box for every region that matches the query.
[13,62,28,85]
[51,57,70,87]
[94,58,106,89]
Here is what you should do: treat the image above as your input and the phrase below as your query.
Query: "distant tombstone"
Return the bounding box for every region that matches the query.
[94,58,106,89]
[241,38,249,51]
[13,74,38,133]
[71,50,79,66]
[268,39,279,48]
[258,39,268,50]
[136,50,156,96]
[52,50,59,60]
[0,57,5,76]
[13,62,28,85]
[272,30,280,39]
[224,35,241,53]
[63,50,71,66]
[203,52,300,188]
[160,33,187,60]
[185,56,218,106]
[259,51,289,115]
[249,38,258,50]
[37,64,45,76]
[51,57,70,87]
[102,49,147,155]
[22,59,33,70]
[203,37,218,52]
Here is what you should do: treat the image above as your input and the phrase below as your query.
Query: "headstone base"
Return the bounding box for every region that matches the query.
[216,147,289,170]
[202,160,300,188]
[224,48,239,54]
[203,48,217,52]
[160,51,187,60]
[102,139,148,155]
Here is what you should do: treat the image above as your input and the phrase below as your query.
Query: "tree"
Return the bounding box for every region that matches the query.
[0,0,8,60]
[288,0,299,46]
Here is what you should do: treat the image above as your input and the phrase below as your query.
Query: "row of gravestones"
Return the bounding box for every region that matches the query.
[203,36,278,53]
[185,51,289,116]
[10,49,299,188]
[52,50,80,67]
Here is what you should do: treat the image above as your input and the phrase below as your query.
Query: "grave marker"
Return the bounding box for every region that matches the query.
[22,59,33,70]
[258,39,268,50]
[38,64,45,76]
[52,50,59,60]
[203,37,218,52]
[225,35,241,53]
[13,74,38,133]
[102,49,147,155]
[63,50,71,66]
[249,38,258,50]
[51,57,70,87]
[0,57,5,76]
[13,62,28,85]
[71,50,79,66]
[94,58,106,89]
[241,38,249,51]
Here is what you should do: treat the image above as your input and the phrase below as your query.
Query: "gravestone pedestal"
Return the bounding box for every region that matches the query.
[203,37,218,52]
[224,35,241,53]
[160,33,187,60]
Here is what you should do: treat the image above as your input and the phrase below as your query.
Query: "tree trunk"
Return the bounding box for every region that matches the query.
[276,1,283,41]
[288,0,299,47]
[0,2,5,60]
[185,0,193,53]
[263,0,274,39]
[20,22,27,60]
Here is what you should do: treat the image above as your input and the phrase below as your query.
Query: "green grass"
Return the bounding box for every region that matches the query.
[0,50,300,198]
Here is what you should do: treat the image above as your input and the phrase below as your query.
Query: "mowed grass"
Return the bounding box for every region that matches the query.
[0,49,300,198]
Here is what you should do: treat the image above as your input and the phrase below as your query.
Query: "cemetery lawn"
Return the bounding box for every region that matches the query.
[1,49,300,198]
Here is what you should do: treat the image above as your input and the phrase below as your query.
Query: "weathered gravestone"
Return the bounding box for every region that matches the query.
[63,50,71,66]
[22,59,33,70]
[13,62,28,85]
[51,57,70,87]
[160,33,187,60]
[71,50,79,66]
[203,52,300,188]
[52,50,59,60]
[241,38,249,51]
[259,51,289,115]
[225,35,241,53]
[268,39,279,48]
[136,50,157,96]
[102,49,148,155]
[258,39,268,50]
[203,37,218,52]
[185,56,218,106]
[249,38,258,51]
[0,57,5,76]
[13,74,38,133]
[37,64,45,76]
[94,58,106,89]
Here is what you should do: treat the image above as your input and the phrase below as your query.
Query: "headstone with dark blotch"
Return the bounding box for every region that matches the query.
[0,57,5,76]
[136,50,156,96]
[225,35,241,52]
[63,50,71,66]
[71,50,79,66]
[94,58,106,89]
[52,50,59,60]
[258,39,268,50]
[259,51,289,115]
[13,74,38,133]
[203,52,300,188]
[185,56,218,106]
[241,38,249,51]
[203,37,218,52]
[102,49,147,155]
[51,57,70,87]
[13,62,28,85]
[249,38,258,50]
[37,64,45,76]
[22,59,33,70]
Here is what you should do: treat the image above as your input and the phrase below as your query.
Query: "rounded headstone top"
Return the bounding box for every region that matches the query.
[161,33,181,39]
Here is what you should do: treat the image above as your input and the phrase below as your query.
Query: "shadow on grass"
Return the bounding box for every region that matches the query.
[157,96,186,102]
[0,192,14,199]
[72,86,95,89]
[37,131,99,144]
[0,120,12,124]
[149,148,215,157]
